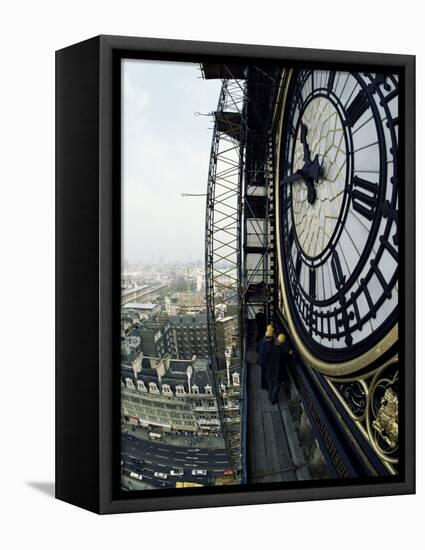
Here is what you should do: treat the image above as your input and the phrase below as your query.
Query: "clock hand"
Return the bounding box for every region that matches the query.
[306,180,317,204]
[281,171,304,185]
[304,154,322,183]
[282,124,323,205]
[300,123,311,164]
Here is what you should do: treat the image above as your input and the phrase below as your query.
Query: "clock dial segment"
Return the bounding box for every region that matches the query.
[279,69,399,363]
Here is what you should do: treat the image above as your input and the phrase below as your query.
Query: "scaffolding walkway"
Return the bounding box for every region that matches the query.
[246,349,310,483]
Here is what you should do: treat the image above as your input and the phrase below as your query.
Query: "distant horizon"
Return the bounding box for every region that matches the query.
[122,59,221,265]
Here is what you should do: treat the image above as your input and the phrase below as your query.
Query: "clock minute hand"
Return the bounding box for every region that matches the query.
[300,122,311,164]
[281,171,304,186]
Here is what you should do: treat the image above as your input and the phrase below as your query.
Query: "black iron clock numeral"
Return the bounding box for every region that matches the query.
[288,225,295,247]
[331,250,346,290]
[351,176,379,221]
[295,252,302,278]
[381,200,399,246]
[282,192,291,213]
[350,292,363,331]
[295,92,303,111]
[370,259,392,299]
[337,296,355,346]
[366,73,391,94]
[327,71,335,92]
[309,268,316,300]
[345,90,370,127]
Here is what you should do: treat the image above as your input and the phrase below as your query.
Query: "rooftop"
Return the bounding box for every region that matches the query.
[123,303,159,310]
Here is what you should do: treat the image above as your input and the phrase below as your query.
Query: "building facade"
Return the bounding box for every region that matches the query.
[132,315,177,358]
[121,359,223,434]
[170,314,209,360]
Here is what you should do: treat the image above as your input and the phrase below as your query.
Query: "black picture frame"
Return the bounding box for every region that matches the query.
[56,35,415,514]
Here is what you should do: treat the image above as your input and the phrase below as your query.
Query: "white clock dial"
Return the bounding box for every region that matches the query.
[292,96,347,258]
[279,69,399,363]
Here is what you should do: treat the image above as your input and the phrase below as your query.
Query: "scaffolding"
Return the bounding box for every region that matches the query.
[242,67,279,330]
[203,64,280,479]
[205,74,247,476]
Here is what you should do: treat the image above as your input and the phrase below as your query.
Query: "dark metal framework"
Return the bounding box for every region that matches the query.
[205,76,247,476]
[242,67,281,328]
[204,66,281,479]
[56,35,415,514]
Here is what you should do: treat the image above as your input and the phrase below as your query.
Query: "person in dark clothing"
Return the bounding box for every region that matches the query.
[256,325,274,390]
[267,333,292,405]
[255,311,266,344]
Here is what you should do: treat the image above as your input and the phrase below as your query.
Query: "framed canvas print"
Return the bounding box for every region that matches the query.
[56,35,415,514]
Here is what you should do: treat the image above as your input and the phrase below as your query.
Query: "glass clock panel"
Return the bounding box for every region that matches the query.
[279,69,399,361]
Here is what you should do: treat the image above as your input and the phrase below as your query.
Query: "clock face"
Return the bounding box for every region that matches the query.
[278,69,399,363]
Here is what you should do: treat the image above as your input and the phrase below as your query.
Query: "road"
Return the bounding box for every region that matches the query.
[121,433,231,489]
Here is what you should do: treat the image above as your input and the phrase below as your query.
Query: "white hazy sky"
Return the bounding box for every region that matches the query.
[122,59,221,264]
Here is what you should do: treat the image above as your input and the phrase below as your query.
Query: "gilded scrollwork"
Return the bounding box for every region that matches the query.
[334,381,367,421]
[366,360,399,463]
[326,356,399,472]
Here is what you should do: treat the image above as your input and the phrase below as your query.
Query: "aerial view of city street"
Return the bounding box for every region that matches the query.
[120,260,238,490]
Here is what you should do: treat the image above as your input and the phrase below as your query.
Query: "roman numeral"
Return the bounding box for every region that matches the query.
[331,250,346,290]
[350,292,363,330]
[336,296,355,346]
[295,253,302,278]
[360,279,376,319]
[327,71,335,92]
[379,235,398,261]
[288,225,295,245]
[370,259,392,299]
[366,73,391,94]
[351,176,379,221]
[345,90,370,127]
[309,268,316,300]
[282,192,291,212]
[307,306,318,335]
[380,87,398,105]
[295,93,303,110]
[381,200,399,246]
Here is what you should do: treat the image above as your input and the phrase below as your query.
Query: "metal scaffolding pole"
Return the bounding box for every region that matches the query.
[205,76,247,477]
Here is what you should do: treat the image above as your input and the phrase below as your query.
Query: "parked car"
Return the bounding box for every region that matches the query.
[154,472,168,480]
[129,471,143,481]
[191,469,207,476]
[170,469,184,476]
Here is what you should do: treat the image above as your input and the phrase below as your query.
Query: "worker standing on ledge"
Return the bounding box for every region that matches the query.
[267,333,292,405]
[256,325,274,390]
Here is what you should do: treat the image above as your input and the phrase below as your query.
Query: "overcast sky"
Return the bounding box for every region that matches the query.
[122,59,221,265]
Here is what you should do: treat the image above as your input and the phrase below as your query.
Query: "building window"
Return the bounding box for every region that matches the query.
[137,380,147,392]
[162,384,172,395]
[176,385,186,396]
[125,377,135,390]
[149,382,159,394]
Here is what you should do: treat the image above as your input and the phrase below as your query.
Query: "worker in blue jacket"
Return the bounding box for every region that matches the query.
[256,324,274,390]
